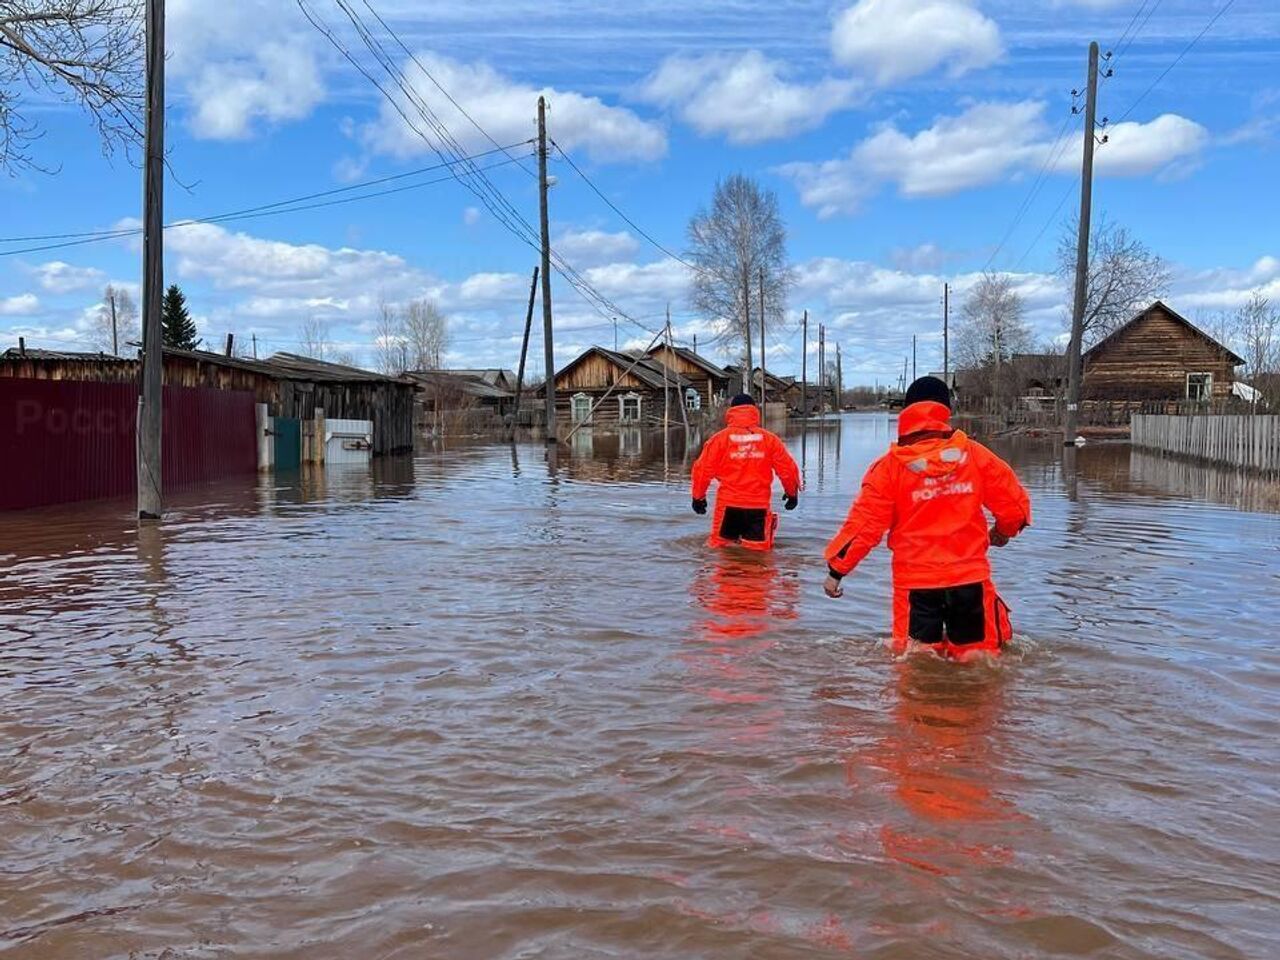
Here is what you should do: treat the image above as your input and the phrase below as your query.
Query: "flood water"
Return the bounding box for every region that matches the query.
[2,414,1278,959]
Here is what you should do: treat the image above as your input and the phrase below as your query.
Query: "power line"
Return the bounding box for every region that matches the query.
[0,152,530,258]
[1114,0,1236,122]
[550,139,698,272]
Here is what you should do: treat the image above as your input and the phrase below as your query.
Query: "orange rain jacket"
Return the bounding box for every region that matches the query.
[692,404,801,510]
[824,401,1031,590]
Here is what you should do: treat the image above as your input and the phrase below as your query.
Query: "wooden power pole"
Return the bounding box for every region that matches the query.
[835,343,843,412]
[758,265,766,410]
[1064,41,1100,445]
[801,309,808,415]
[109,291,119,356]
[137,0,165,521]
[537,96,556,444]
[943,283,949,380]
[818,324,826,419]
[510,265,540,438]
[912,334,917,382]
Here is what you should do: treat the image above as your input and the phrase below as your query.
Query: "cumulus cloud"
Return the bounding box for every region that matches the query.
[25,261,107,294]
[554,228,639,265]
[780,101,1210,217]
[0,294,41,316]
[831,0,1003,86]
[168,0,325,140]
[639,51,862,144]
[362,52,666,163]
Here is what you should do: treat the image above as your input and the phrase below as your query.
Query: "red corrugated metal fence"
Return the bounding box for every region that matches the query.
[1,379,257,511]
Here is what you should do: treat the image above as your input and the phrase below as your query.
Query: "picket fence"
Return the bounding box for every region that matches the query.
[1130,414,1280,474]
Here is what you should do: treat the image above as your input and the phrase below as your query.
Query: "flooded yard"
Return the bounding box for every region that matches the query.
[2,414,1277,959]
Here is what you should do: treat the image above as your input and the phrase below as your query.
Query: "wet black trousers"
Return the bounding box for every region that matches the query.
[718,507,768,542]
[907,582,986,645]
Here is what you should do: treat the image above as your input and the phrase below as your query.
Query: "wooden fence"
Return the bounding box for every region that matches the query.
[1131,414,1280,474]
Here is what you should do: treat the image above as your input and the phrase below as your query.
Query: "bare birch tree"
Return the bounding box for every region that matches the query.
[89,283,138,354]
[299,317,331,360]
[373,299,408,375]
[402,298,448,370]
[687,174,789,394]
[1057,216,1170,347]
[1235,291,1278,387]
[1,1,145,173]
[957,273,1030,404]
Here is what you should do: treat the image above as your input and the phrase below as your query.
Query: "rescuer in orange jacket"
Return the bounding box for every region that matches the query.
[823,376,1031,656]
[691,394,801,550]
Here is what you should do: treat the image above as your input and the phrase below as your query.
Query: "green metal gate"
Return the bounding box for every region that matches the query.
[274,417,301,471]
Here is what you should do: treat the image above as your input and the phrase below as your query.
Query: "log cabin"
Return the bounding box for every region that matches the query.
[1082,301,1244,402]
[549,346,692,427]
[645,344,732,411]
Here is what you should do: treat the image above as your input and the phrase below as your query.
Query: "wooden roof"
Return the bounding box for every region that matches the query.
[647,344,730,380]
[556,346,691,392]
[402,370,512,399]
[1083,301,1245,366]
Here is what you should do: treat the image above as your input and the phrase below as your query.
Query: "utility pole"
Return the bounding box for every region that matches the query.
[912,334,917,382]
[224,333,234,357]
[511,265,540,438]
[612,317,618,352]
[137,0,165,521]
[537,96,556,444]
[835,343,843,412]
[252,333,258,360]
[109,291,119,356]
[692,333,698,354]
[1064,41,1101,445]
[943,282,950,381]
[758,265,766,412]
[818,324,826,419]
[663,303,671,439]
[901,357,908,394]
[801,309,808,416]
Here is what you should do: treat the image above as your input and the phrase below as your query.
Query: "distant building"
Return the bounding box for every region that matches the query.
[548,346,691,426]
[1082,301,1244,402]
[645,343,732,410]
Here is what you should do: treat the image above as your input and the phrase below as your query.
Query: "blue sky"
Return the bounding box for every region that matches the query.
[2,0,1277,383]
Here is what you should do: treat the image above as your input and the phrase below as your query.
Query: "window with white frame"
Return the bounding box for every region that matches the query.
[685,387,702,411]
[619,393,642,423]
[1186,373,1213,402]
[571,393,592,423]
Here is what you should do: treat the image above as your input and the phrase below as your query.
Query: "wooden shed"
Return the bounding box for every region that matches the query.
[1083,301,1244,402]
[0,347,417,455]
[549,346,691,427]
[645,344,731,410]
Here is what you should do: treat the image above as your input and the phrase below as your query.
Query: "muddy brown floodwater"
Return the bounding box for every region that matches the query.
[2,414,1278,959]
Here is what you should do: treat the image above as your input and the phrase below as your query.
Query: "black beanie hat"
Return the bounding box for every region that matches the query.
[730,393,756,407]
[903,375,951,410]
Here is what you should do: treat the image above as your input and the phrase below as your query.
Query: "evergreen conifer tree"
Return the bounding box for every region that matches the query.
[161,284,199,349]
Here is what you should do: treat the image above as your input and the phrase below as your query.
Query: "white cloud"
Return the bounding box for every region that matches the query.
[0,294,41,316]
[168,0,325,140]
[890,243,954,272]
[25,261,107,294]
[362,52,666,163]
[1086,114,1210,178]
[554,228,639,265]
[831,0,1003,86]
[780,102,1211,217]
[463,207,482,226]
[639,51,862,143]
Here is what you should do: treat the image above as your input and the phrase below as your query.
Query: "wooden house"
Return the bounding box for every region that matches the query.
[1082,301,1244,402]
[549,346,691,427]
[645,343,732,410]
[445,368,519,393]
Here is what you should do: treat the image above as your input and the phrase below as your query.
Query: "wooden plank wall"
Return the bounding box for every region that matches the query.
[1085,307,1239,400]
[1131,414,1280,474]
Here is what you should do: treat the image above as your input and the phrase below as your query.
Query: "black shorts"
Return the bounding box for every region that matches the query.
[718,506,768,542]
[907,582,986,645]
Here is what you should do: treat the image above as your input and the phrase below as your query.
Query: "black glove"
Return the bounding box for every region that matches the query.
[692,498,708,515]
[784,493,799,511]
